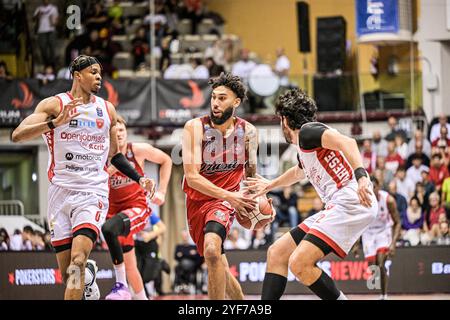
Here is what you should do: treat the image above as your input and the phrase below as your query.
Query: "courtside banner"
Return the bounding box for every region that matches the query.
[227,246,450,294]
[0,79,212,128]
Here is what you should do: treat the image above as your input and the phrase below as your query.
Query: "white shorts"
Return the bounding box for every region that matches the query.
[362,227,392,261]
[47,183,109,247]
[299,187,377,258]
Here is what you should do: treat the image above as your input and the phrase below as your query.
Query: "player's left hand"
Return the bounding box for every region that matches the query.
[357,176,373,207]
[151,191,166,206]
[139,177,156,198]
[243,174,272,198]
[388,244,396,257]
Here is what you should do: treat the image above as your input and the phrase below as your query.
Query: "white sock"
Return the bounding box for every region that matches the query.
[134,289,148,300]
[114,263,128,287]
[337,291,348,300]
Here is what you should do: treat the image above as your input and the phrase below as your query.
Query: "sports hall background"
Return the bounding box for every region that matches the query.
[0,0,449,299]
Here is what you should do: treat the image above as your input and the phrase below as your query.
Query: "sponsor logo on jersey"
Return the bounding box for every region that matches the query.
[96,118,104,129]
[65,153,74,160]
[96,107,103,117]
[200,159,239,175]
[214,210,226,221]
[69,119,78,128]
[65,164,99,172]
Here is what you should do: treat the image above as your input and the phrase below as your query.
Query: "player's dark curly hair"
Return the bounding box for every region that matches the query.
[208,72,247,101]
[275,88,317,130]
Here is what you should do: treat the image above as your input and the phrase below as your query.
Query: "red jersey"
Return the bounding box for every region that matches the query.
[183,116,248,201]
[108,143,148,216]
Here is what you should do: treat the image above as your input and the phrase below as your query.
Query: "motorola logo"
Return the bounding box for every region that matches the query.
[65,153,74,160]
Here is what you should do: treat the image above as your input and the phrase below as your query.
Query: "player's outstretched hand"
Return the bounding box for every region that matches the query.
[357,176,373,207]
[151,191,166,206]
[225,191,257,216]
[139,177,156,199]
[53,97,82,127]
[243,174,271,198]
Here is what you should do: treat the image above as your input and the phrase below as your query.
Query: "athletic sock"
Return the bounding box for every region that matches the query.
[134,289,148,300]
[308,270,341,300]
[114,263,128,287]
[261,272,287,300]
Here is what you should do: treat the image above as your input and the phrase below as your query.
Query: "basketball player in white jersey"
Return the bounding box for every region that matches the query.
[246,88,378,300]
[11,55,155,300]
[360,176,401,299]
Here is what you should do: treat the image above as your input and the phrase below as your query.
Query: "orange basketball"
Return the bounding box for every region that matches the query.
[236,195,275,230]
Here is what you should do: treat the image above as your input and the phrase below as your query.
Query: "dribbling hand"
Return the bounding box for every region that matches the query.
[139,177,156,199]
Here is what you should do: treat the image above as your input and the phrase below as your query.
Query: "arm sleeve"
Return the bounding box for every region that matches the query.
[110,153,143,183]
[296,153,303,169]
[299,122,328,150]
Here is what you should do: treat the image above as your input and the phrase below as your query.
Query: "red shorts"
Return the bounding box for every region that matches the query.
[186,198,235,256]
[107,206,151,248]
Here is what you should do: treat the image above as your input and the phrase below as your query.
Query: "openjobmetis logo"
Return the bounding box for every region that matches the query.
[103,80,119,107]
[8,268,63,286]
[180,80,205,108]
[11,82,34,109]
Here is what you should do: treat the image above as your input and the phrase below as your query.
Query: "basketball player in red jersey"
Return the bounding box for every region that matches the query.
[12,55,154,300]
[103,115,172,300]
[246,89,377,300]
[182,72,258,300]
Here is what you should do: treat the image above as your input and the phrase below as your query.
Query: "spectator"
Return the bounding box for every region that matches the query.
[442,176,450,218]
[424,192,447,239]
[31,231,45,251]
[395,133,408,160]
[0,61,13,80]
[372,130,388,157]
[36,64,56,85]
[406,139,430,169]
[388,180,408,226]
[274,47,290,86]
[131,27,150,70]
[223,228,249,250]
[375,156,394,189]
[173,229,201,294]
[421,169,436,203]
[231,48,257,83]
[205,57,224,77]
[190,57,209,79]
[361,139,377,175]
[434,221,450,245]
[429,153,449,191]
[305,197,323,221]
[85,2,109,33]
[431,125,450,148]
[430,113,450,142]
[385,116,407,142]
[159,30,179,71]
[0,228,9,251]
[406,154,429,186]
[270,186,299,230]
[395,165,415,201]
[385,140,405,175]
[179,0,204,34]
[33,0,58,66]
[204,39,226,67]
[108,1,125,36]
[408,129,432,158]
[401,196,427,246]
[9,226,33,251]
[414,181,428,212]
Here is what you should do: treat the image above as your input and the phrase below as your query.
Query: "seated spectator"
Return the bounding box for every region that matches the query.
[274,47,290,87]
[430,113,450,142]
[205,39,226,67]
[361,139,377,175]
[251,227,271,250]
[36,64,56,85]
[374,156,394,189]
[406,155,429,186]
[223,228,249,250]
[205,57,224,77]
[0,61,13,80]
[408,129,431,157]
[131,26,150,70]
[385,140,405,175]
[31,231,45,251]
[190,57,209,79]
[385,115,407,142]
[0,228,9,251]
[178,0,204,34]
[9,226,33,251]
[433,221,450,245]
[372,130,388,158]
[85,2,109,33]
[401,196,428,246]
[395,133,408,160]
[424,192,447,239]
[395,165,415,201]
[406,139,430,169]
[429,153,449,191]
[270,186,299,229]
[173,229,201,294]
[388,180,408,223]
[414,181,429,212]
[304,197,323,221]
[442,176,450,218]
[231,48,257,83]
[432,125,450,148]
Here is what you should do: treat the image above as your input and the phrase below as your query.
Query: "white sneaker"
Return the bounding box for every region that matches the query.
[84,259,100,300]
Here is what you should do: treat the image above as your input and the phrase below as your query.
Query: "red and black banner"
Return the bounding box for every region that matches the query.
[0,79,212,128]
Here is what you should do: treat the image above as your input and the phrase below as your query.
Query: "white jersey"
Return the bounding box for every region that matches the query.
[297,122,358,205]
[367,190,393,232]
[43,92,111,197]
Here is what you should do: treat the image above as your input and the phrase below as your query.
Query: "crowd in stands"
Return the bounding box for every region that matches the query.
[0,225,53,251]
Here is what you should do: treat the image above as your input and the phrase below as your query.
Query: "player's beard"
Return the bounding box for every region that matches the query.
[210,106,234,125]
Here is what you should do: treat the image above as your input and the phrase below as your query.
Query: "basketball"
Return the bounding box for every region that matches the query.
[236,195,275,230]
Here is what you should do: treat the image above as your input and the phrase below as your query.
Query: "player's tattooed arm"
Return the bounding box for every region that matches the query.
[387,195,401,256]
[244,123,258,182]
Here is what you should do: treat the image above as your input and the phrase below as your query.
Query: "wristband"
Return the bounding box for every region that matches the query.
[47,120,55,129]
[354,167,368,181]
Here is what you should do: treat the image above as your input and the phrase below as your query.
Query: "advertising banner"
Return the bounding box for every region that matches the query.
[356,0,399,36]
